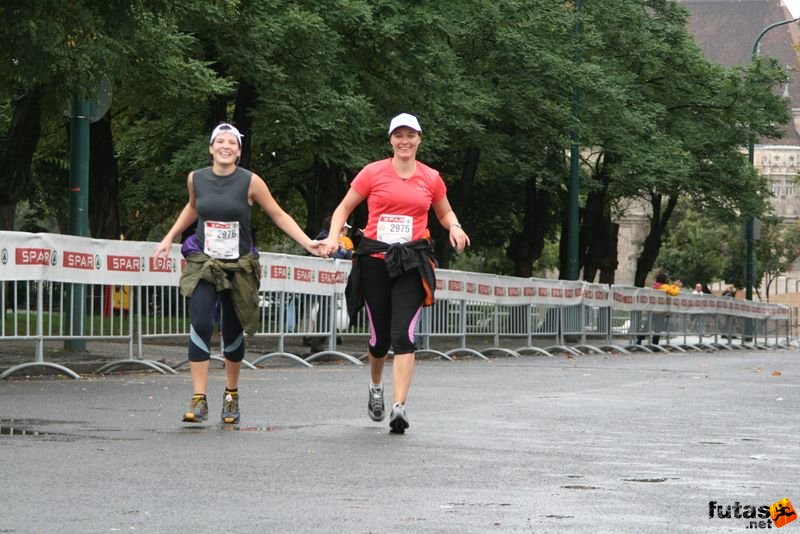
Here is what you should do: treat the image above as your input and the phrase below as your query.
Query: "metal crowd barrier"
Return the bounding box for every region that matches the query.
[0,232,793,379]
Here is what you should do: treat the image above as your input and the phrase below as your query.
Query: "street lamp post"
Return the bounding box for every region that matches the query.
[746,17,799,301]
[566,0,582,281]
[65,97,90,351]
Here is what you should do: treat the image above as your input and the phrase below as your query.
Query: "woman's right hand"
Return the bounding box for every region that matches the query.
[154,237,172,258]
[321,236,341,257]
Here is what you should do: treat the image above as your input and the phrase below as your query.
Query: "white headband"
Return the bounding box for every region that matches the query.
[210,123,243,146]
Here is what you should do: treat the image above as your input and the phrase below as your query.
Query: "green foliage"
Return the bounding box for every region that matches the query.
[656,206,731,286]
[718,216,800,298]
[0,0,794,284]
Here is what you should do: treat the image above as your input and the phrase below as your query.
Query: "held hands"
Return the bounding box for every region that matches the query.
[318,236,341,258]
[450,225,470,254]
[304,239,329,257]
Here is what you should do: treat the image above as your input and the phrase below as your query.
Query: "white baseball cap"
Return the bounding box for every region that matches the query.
[388,113,422,135]
[210,123,244,146]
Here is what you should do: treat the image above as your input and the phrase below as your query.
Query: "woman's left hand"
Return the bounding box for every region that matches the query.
[450,226,470,254]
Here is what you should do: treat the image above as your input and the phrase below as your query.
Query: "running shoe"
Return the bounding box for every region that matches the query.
[389,403,409,434]
[368,384,385,422]
[221,390,240,424]
[182,394,208,423]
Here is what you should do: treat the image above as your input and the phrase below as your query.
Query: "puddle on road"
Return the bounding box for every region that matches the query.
[0,418,86,441]
[177,423,316,433]
[1,425,55,437]
[2,418,318,440]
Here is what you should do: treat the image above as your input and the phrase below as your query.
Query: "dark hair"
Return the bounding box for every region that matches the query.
[655,272,668,284]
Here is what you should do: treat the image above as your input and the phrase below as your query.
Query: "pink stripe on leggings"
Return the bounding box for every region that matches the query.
[365,303,377,347]
[407,306,422,344]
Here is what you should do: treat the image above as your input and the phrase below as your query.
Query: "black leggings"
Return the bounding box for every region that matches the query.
[359,255,425,357]
[188,280,245,363]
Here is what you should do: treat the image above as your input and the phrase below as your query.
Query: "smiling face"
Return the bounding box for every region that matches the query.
[390,126,421,161]
[209,131,241,167]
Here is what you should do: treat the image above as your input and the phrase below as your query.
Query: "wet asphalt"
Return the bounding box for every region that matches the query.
[1,348,798,533]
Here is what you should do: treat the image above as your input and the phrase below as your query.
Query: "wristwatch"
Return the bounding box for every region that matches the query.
[451,223,462,229]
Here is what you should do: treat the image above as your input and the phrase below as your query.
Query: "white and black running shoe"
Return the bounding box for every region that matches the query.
[368,384,385,421]
[389,403,409,434]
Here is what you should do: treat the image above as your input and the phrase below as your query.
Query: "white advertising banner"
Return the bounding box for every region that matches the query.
[495,274,532,306]
[455,270,499,304]
[0,232,789,321]
[610,285,639,312]
[0,232,181,284]
[434,269,470,302]
[583,283,611,307]
[258,253,350,296]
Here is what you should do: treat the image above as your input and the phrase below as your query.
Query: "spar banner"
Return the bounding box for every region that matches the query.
[433,268,471,302]
[671,293,720,315]
[0,231,181,284]
[523,278,586,306]
[430,270,489,304]
[0,232,790,320]
[465,271,499,304]
[258,253,350,296]
[493,274,530,305]
[583,283,611,307]
[610,285,638,311]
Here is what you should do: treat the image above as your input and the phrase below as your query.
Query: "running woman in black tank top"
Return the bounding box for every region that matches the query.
[155,123,324,424]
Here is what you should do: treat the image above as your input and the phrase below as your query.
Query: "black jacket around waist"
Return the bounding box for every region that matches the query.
[345,237,437,324]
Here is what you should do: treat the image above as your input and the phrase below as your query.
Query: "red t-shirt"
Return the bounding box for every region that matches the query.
[351,158,447,243]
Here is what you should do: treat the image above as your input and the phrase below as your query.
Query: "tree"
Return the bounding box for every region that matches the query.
[568,0,788,286]
[655,206,730,286]
[0,1,229,235]
[2,0,795,288]
[723,217,800,301]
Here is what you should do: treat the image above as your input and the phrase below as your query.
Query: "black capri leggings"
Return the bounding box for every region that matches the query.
[359,255,425,357]
[187,280,246,363]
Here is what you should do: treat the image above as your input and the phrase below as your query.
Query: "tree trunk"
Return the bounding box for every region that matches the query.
[0,85,44,230]
[89,114,121,239]
[581,189,619,284]
[508,175,552,277]
[597,222,619,284]
[232,79,257,169]
[633,193,678,287]
[433,147,478,268]
[307,160,349,238]
[579,151,621,284]
[581,188,604,282]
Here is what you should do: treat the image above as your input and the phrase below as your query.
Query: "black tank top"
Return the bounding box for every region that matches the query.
[193,166,253,256]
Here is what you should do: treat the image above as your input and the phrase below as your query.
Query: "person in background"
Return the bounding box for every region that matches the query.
[301,216,355,349]
[315,215,354,260]
[155,123,323,424]
[692,283,703,295]
[722,285,736,298]
[321,112,470,434]
[651,272,682,345]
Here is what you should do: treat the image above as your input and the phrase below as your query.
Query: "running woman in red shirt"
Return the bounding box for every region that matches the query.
[322,113,470,433]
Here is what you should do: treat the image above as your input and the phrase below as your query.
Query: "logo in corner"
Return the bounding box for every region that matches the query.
[771,498,797,529]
